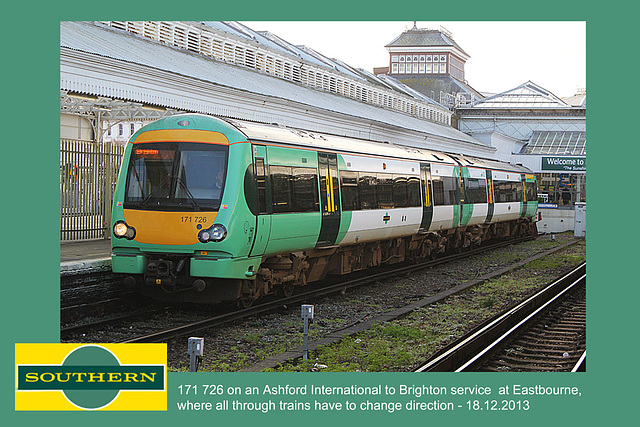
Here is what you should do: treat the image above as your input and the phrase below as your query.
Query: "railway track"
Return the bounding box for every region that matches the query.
[61,272,124,308]
[480,284,586,372]
[61,295,157,325]
[61,302,167,335]
[414,262,586,372]
[60,271,144,327]
[63,237,587,367]
[62,235,541,343]
[119,236,543,344]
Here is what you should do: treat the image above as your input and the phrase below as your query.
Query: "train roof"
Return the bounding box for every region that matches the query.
[227,118,532,174]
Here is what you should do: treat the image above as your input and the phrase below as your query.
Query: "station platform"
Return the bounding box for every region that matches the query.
[60,239,112,277]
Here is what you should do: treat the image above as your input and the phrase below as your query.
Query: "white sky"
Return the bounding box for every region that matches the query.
[240,21,586,98]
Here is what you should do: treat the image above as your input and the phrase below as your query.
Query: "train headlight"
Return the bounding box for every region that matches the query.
[198,224,227,243]
[113,221,136,240]
[210,224,227,242]
[114,222,128,237]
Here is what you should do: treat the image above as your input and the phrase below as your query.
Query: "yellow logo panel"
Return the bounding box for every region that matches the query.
[15,343,167,411]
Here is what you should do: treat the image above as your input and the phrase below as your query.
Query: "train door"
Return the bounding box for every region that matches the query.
[458,166,473,227]
[451,166,462,228]
[249,145,271,257]
[316,152,341,247]
[520,174,528,218]
[419,163,434,232]
[484,170,495,224]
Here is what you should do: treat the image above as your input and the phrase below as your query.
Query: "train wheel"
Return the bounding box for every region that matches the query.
[279,281,295,298]
[237,280,259,308]
[239,296,256,308]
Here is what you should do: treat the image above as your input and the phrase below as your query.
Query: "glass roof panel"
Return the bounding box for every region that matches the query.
[471,82,571,109]
[522,131,586,155]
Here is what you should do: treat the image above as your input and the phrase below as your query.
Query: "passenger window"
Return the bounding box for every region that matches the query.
[465,178,488,204]
[494,181,505,202]
[525,181,537,202]
[270,166,320,213]
[407,176,421,207]
[392,175,408,208]
[442,176,459,205]
[431,176,459,205]
[432,177,445,206]
[340,171,360,211]
[494,180,519,203]
[517,181,524,202]
[270,166,292,213]
[377,173,394,209]
[292,167,319,212]
[359,175,377,210]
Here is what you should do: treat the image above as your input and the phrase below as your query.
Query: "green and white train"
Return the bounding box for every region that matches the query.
[111,114,538,305]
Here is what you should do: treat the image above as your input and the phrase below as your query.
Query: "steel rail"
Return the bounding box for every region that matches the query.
[61,306,165,335]
[571,350,587,372]
[455,270,585,372]
[119,236,540,344]
[414,262,586,372]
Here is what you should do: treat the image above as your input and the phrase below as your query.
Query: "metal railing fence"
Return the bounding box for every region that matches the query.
[60,138,125,241]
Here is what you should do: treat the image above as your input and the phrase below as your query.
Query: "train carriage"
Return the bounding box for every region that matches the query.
[111,114,537,305]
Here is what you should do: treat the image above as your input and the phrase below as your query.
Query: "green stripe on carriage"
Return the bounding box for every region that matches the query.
[453,204,460,228]
[461,204,473,226]
[336,211,352,244]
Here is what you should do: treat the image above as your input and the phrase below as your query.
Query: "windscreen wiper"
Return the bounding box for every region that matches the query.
[174,175,202,210]
[141,173,172,207]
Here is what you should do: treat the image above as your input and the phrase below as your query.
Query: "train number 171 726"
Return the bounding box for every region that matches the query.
[181,216,207,223]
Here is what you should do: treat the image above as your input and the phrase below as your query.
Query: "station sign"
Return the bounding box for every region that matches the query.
[541,156,586,172]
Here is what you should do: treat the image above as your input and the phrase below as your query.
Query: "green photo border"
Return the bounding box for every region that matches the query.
[5,1,626,425]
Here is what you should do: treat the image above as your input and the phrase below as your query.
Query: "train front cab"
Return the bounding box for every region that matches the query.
[110,115,263,301]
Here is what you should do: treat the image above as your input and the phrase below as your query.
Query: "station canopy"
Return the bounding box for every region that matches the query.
[520,131,586,156]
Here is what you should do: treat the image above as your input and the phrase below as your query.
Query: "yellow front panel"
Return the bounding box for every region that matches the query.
[123,209,218,245]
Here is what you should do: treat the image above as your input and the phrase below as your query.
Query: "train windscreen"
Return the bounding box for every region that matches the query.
[124,142,228,211]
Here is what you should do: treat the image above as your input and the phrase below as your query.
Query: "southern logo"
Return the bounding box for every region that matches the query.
[15,343,167,411]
